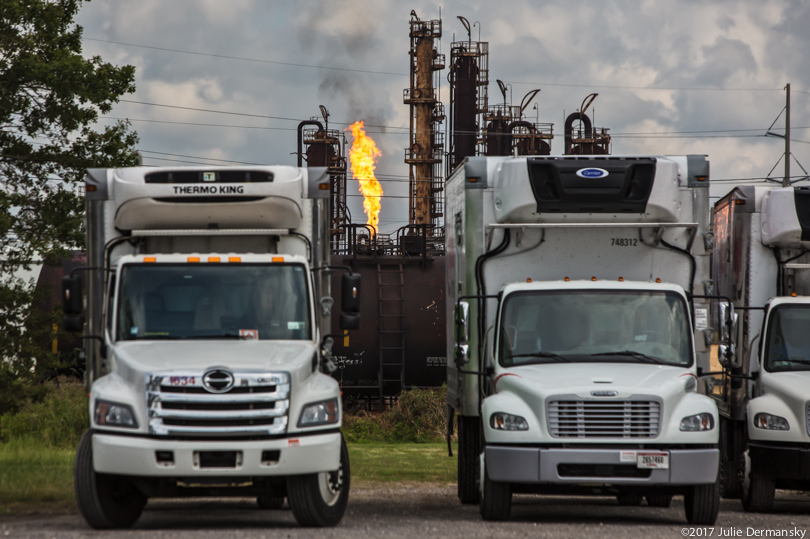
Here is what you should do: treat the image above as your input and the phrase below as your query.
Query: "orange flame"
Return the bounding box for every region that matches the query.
[348,121,383,235]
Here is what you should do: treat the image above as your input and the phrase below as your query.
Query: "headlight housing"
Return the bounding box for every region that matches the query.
[95,400,138,428]
[490,412,529,431]
[679,413,714,432]
[298,398,339,427]
[753,413,790,431]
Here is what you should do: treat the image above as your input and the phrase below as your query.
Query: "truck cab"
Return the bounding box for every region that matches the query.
[63,166,360,529]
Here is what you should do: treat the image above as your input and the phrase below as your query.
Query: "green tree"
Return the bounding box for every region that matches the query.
[0,0,139,413]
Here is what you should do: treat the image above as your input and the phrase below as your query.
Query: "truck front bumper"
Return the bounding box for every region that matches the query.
[749,442,810,480]
[485,446,719,486]
[92,430,341,477]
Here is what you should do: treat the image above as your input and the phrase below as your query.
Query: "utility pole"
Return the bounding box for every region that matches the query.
[784,83,791,187]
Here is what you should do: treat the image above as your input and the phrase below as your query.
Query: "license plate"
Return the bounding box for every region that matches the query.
[637,452,669,469]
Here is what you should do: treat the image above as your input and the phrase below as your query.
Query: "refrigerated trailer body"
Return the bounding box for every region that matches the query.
[446,155,720,523]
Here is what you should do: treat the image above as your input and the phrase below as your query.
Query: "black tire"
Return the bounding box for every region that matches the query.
[645,493,673,507]
[479,458,511,521]
[457,415,480,504]
[616,494,643,506]
[74,430,147,529]
[719,420,743,499]
[684,480,720,524]
[742,452,775,513]
[257,496,285,509]
[287,434,350,527]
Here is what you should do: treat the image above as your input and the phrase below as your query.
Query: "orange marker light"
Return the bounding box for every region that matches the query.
[272,257,285,263]
[208,256,221,263]
[144,257,157,263]
[229,256,241,263]
[564,276,570,282]
[618,277,624,282]
[526,278,532,283]
[188,256,200,263]
[655,278,662,283]
[591,276,597,281]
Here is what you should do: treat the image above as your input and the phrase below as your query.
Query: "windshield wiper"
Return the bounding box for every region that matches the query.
[510,352,570,362]
[590,351,667,364]
[777,357,810,366]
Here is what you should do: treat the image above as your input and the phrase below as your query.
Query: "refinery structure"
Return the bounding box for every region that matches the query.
[289,10,615,404]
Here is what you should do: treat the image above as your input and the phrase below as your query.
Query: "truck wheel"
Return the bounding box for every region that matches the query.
[74,430,147,529]
[616,494,643,506]
[257,496,285,509]
[683,480,720,524]
[645,493,673,507]
[458,416,480,504]
[719,420,743,499]
[479,457,511,521]
[287,435,350,527]
[742,451,775,513]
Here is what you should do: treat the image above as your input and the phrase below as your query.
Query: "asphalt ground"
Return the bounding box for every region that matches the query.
[2,484,809,538]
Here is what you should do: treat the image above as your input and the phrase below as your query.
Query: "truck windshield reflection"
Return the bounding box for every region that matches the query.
[116,264,311,341]
[765,306,810,371]
[499,290,692,367]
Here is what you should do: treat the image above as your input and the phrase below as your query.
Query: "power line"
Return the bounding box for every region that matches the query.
[508,80,783,92]
[83,37,408,77]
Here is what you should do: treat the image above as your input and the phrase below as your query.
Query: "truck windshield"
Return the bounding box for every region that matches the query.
[499,290,692,367]
[764,305,810,372]
[115,263,311,341]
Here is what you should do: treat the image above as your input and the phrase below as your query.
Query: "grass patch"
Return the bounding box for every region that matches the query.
[0,440,457,515]
[349,442,457,484]
[0,439,76,514]
[343,387,452,444]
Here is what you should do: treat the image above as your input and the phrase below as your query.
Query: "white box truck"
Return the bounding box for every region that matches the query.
[62,166,360,529]
[711,185,810,511]
[446,155,720,523]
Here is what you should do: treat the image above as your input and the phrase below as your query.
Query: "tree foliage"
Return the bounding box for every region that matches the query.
[0,0,139,409]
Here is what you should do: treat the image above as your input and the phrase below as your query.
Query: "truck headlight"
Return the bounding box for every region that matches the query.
[754,413,790,431]
[679,413,714,432]
[298,398,338,427]
[95,400,138,428]
[490,412,529,431]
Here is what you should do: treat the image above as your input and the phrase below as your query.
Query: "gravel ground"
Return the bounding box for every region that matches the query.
[2,483,810,538]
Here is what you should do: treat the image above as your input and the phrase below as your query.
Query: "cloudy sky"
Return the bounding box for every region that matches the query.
[76,0,810,234]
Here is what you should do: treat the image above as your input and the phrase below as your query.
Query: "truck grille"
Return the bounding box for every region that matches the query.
[146,370,289,437]
[548,399,661,438]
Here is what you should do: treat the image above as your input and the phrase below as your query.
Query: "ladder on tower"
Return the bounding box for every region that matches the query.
[377,262,405,401]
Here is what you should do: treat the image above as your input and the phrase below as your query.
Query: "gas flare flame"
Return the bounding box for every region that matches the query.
[348,121,383,236]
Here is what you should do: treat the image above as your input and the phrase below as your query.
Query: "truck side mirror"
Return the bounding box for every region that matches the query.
[62,275,83,314]
[339,312,360,331]
[341,273,361,313]
[64,314,84,333]
[456,301,470,344]
[62,275,84,333]
[455,343,470,366]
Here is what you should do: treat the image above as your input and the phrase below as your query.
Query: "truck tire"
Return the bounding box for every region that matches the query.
[287,434,350,527]
[616,494,643,506]
[719,420,743,499]
[479,457,511,521]
[645,493,673,507]
[457,416,480,504]
[683,480,720,524]
[257,496,285,509]
[74,430,147,529]
[742,452,775,513]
